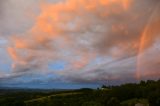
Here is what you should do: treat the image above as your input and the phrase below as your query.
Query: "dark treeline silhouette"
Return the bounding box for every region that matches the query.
[0,79,160,106]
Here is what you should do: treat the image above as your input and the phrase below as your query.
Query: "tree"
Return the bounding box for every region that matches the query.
[102,85,107,88]
[82,101,102,106]
[106,97,120,106]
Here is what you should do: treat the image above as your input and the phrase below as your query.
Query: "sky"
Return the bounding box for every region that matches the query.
[0,0,160,89]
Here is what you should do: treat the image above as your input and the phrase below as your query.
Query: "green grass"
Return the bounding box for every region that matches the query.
[121,98,149,106]
[25,92,82,103]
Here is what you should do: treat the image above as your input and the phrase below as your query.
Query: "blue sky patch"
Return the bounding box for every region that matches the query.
[48,61,67,71]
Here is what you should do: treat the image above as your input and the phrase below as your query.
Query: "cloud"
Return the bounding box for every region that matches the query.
[0,0,160,85]
[0,0,4,17]
[0,0,40,36]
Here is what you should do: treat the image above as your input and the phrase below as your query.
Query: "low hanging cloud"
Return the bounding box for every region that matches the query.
[0,0,160,85]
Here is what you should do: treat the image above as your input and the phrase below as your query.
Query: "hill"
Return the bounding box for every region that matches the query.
[0,80,160,106]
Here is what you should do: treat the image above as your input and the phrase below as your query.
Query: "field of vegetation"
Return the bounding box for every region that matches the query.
[0,80,160,106]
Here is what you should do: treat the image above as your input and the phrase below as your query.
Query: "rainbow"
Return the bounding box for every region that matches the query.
[136,4,160,80]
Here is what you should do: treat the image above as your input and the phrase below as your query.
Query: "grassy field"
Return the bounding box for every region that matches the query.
[25,92,82,103]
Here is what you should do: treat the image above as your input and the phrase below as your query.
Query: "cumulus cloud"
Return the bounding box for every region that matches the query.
[0,0,160,86]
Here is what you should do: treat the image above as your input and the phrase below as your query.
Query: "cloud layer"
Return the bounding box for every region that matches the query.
[0,0,160,87]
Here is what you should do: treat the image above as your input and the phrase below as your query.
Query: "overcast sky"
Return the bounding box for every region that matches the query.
[0,0,160,89]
